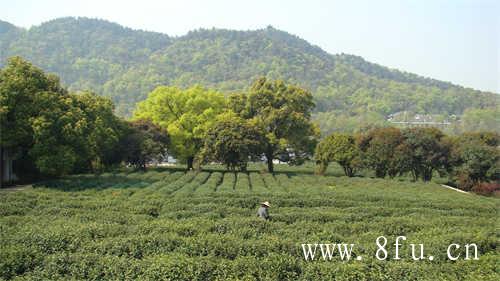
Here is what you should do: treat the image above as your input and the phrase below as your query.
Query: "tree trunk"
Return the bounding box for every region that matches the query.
[0,147,4,188]
[266,155,274,173]
[193,157,201,172]
[265,145,274,173]
[411,169,419,181]
[375,168,386,178]
[232,172,237,190]
[187,156,194,170]
[344,165,354,177]
[316,161,327,175]
[423,168,433,181]
[240,163,247,172]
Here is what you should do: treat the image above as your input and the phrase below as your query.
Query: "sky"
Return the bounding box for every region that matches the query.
[1,0,498,93]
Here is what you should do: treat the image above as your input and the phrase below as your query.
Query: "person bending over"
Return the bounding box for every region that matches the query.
[257,201,271,220]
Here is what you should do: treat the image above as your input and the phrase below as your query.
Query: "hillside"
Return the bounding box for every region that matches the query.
[1,17,497,132]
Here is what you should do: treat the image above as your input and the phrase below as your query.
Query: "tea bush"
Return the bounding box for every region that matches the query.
[235,173,251,192]
[217,173,236,193]
[195,172,223,194]
[0,167,498,280]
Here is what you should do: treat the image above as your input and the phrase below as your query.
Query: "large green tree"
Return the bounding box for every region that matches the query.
[27,91,125,175]
[200,112,264,171]
[400,127,451,181]
[0,57,65,148]
[1,57,126,179]
[133,85,225,170]
[450,132,499,190]
[122,119,170,170]
[1,57,67,179]
[73,92,126,171]
[357,127,406,178]
[231,78,318,173]
[28,91,82,176]
[314,133,360,177]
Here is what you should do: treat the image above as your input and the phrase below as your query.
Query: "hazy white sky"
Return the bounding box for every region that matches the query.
[1,0,498,93]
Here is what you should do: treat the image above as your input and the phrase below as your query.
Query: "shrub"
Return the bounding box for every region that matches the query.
[471,182,500,196]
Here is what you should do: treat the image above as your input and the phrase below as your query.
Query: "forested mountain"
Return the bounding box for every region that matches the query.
[1,17,497,133]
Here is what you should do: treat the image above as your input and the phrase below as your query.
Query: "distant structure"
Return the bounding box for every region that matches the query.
[387,112,453,129]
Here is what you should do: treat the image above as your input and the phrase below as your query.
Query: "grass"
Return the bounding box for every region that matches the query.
[0,164,498,280]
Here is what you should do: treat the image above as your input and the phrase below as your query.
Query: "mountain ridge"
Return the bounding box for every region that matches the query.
[1,17,497,132]
[1,17,483,91]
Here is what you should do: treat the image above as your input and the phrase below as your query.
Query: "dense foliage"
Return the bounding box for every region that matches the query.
[200,112,264,171]
[1,17,497,133]
[449,132,499,192]
[122,119,170,169]
[135,78,318,173]
[357,127,406,178]
[314,133,360,176]
[133,85,225,169]
[230,78,319,172]
[399,128,451,182]
[0,57,126,178]
[2,57,497,194]
[318,128,499,194]
[0,167,498,280]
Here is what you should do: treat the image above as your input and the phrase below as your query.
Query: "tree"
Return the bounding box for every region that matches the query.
[123,119,169,169]
[400,127,451,181]
[457,132,499,147]
[28,91,82,176]
[450,132,499,190]
[314,133,360,176]
[0,56,66,149]
[1,57,68,179]
[232,77,319,173]
[27,91,126,176]
[1,57,127,178]
[459,107,500,133]
[200,112,264,171]
[357,127,406,178]
[72,92,126,172]
[133,85,225,170]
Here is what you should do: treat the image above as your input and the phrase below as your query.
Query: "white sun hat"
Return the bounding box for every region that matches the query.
[261,201,271,207]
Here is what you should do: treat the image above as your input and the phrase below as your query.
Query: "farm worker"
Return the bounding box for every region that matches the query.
[257,201,271,220]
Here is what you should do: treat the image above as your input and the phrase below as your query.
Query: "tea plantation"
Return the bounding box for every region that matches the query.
[0,166,498,280]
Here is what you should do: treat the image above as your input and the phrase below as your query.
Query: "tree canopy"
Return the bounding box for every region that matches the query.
[1,57,126,177]
[450,132,499,190]
[200,112,264,171]
[122,119,169,169]
[133,85,225,169]
[357,127,406,178]
[398,128,451,181]
[315,133,360,176]
[231,77,319,172]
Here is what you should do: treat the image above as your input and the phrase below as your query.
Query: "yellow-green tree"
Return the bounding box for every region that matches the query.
[314,133,360,176]
[133,85,225,169]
